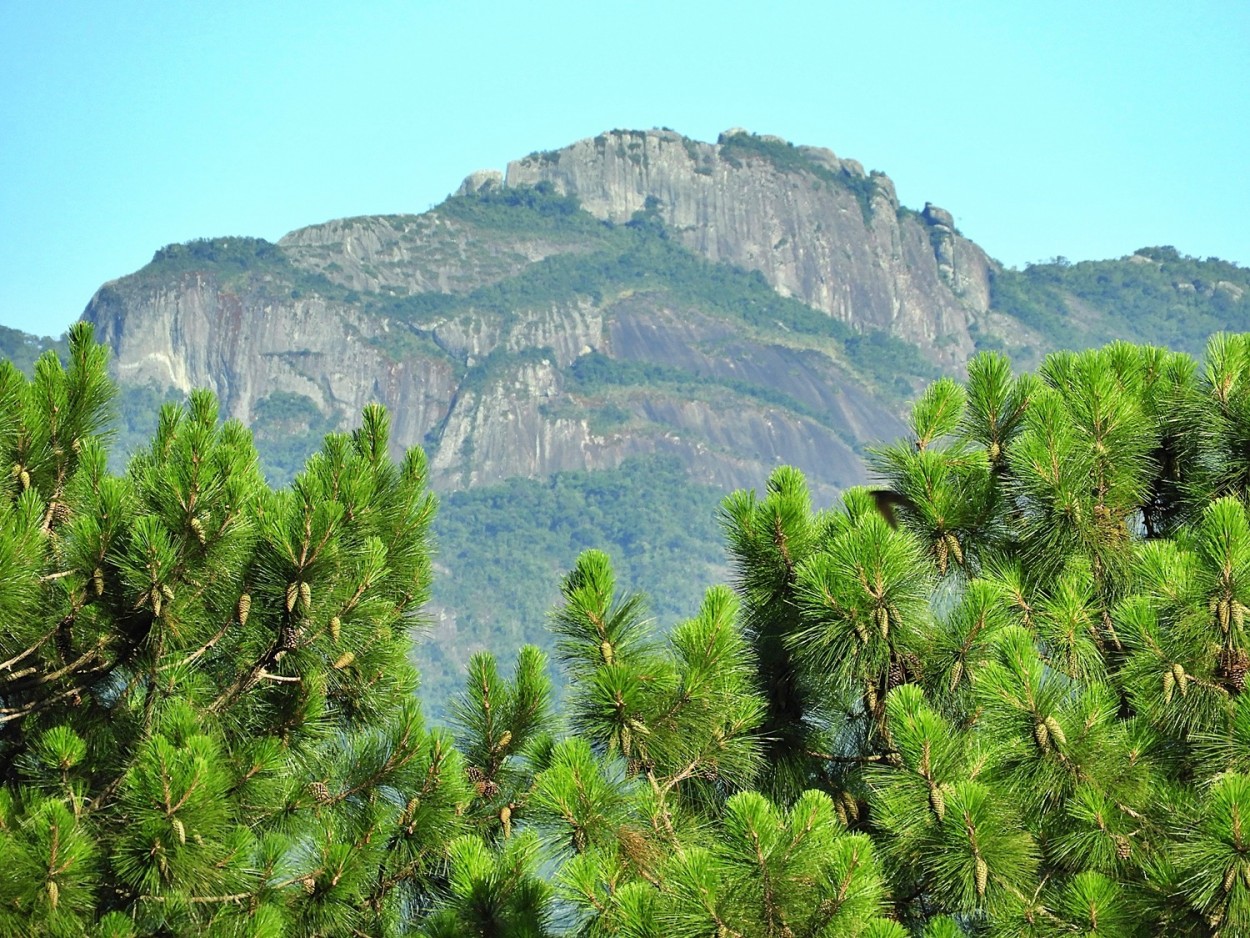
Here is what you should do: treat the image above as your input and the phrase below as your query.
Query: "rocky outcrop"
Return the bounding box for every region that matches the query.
[79,128,997,500]
[85,273,458,453]
[277,213,585,297]
[503,129,993,363]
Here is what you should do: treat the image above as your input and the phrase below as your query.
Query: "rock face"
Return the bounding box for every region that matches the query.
[86,273,459,455]
[504,129,993,362]
[80,128,1004,499]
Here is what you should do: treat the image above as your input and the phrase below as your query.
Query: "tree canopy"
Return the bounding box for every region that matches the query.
[7,326,1250,935]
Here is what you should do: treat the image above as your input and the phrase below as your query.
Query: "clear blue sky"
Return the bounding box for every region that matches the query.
[2,1,1247,337]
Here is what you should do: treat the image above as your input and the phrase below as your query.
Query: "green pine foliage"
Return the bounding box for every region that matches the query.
[15,326,1250,934]
[0,325,467,935]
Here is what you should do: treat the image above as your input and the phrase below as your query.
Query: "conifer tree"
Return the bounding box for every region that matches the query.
[15,326,1250,936]
[0,325,468,936]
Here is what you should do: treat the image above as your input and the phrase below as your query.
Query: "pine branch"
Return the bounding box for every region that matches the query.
[0,624,60,673]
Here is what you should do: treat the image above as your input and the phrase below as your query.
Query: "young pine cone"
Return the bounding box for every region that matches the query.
[1033,720,1051,752]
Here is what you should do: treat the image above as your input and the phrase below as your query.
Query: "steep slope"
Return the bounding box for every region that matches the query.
[504,129,995,361]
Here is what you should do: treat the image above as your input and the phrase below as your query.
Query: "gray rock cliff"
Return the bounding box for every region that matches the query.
[80,128,1006,501]
[504,129,993,362]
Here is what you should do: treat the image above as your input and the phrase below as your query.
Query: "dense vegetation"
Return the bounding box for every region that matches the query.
[991,246,1250,357]
[11,326,1250,935]
[421,455,727,712]
[717,131,883,222]
[0,325,66,376]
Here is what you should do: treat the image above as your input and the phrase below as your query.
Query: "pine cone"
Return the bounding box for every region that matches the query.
[1114,835,1131,859]
[948,660,965,692]
[1044,716,1066,747]
[308,781,332,804]
[329,615,341,643]
[975,857,989,897]
[888,658,906,689]
[946,533,964,566]
[1033,721,1051,752]
[903,651,923,682]
[466,766,486,784]
[1218,648,1249,692]
[1172,663,1189,697]
[928,784,946,820]
[237,592,251,626]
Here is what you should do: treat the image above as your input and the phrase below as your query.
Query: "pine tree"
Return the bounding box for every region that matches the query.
[14,326,1250,936]
[0,325,468,936]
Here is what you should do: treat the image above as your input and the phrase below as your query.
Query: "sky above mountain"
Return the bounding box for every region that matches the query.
[2,0,1247,338]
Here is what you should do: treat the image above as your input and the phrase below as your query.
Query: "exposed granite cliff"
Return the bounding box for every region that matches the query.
[505,129,993,362]
[87,128,984,499]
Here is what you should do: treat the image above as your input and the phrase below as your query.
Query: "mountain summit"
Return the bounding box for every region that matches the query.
[87,127,1011,498]
[67,128,1250,702]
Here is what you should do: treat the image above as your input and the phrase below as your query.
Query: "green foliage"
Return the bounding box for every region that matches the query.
[0,325,466,935]
[438,181,605,236]
[19,327,1250,934]
[992,248,1250,357]
[133,236,354,305]
[422,455,728,714]
[247,391,338,485]
[0,326,67,377]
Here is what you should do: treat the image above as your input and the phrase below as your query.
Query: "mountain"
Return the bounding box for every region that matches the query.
[83,128,993,500]
[10,127,1250,706]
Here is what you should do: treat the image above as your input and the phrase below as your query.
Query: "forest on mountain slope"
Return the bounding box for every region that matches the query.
[9,327,1250,935]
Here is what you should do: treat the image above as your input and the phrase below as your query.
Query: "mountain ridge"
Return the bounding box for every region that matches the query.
[7,127,1250,707]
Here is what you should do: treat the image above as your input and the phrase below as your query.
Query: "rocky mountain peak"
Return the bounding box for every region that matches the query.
[489,128,992,359]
